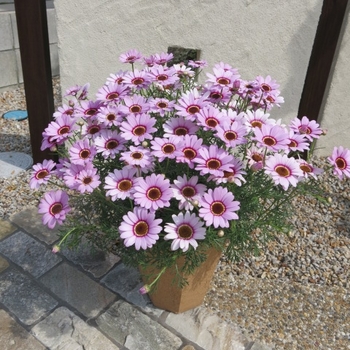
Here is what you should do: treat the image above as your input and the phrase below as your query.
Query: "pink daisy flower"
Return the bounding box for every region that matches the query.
[120,146,153,170]
[215,121,247,148]
[148,98,175,117]
[264,154,303,190]
[62,162,95,189]
[119,113,157,145]
[208,157,247,186]
[133,174,173,211]
[53,104,75,119]
[38,190,71,229]
[206,67,240,87]
[163,116,199,138]
[122,69,152,89]
[173,63,195,78]
[188,60,208,68]
[164,212,206,252]
[255,75,280,97]
[119,95,150,115]
[95,130,126,159]
[199,187,240,228]
[175,89,209,120]
[289,116,323,141]
[328,146,350,180]
[96,105,123,127]
[253,124,290,152]
[30,159,56,189]
[148,65,179,86]
[119,49,143,64]
[244,109,274,130]
[69,139,97,165]
[203,85,232,104]
[152,52,174,65]
[246,145,265,166]
[81,119,104,138]
[106,70,128,85]
[119,207,162,250]
[96,83,129,102]
[75,168,101,194]
[171,175,207,210]
[177,134,203,169]
[42,115,78,144]
[194,145,234,177]
[287,131,310,152]
[150,137,183,162]
[296,159,323,180]
[74,100,102,119]
[196,105,228,130]
[213,62,239,75]
[104,167,137,201]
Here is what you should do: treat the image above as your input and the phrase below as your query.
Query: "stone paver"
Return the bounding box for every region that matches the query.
[0,309,46,350]
[31,307,120,350]
[101,263,162,317]
[9,207,60,244]
[62,240,120,278]
[0,219,16,239]
[0,256,9,272]
[0,231,62,277]
[0,268,58,325]
[166,306,249,350]
[40,262,115,318]
[96,300,183,350]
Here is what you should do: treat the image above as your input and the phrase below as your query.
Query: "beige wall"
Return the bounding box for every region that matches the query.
[55,0,350,155]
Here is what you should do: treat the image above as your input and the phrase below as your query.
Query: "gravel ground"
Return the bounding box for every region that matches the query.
[1,81,349,350]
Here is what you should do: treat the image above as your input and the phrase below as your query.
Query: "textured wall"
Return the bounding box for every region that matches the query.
[55,0,350,154]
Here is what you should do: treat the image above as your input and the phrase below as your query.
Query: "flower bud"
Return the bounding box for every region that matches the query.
[52,245,60,254]
[251,161,263,172]
[192,200,199,207]
[217,230,225,237]
[139,284,150,295]
[142,141,149,147]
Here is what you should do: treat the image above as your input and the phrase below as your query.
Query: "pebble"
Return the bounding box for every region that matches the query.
[1,80,350,349]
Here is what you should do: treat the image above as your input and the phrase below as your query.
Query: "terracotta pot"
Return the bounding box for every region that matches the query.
[140,247,222,313]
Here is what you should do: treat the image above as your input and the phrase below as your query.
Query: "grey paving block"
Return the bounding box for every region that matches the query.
[0,309,46,350]
[96,300,182,350]
[0,50,17,88]
[61,241,120,278]
[101,263,162,317]
[40,262,116,318]
[31,307,120,350]
[10,207,60,244]
[0,256,9,273]
[0,13,13,50]
[0,268,58,325]
[166,306,250,350]
[0,231,62,278]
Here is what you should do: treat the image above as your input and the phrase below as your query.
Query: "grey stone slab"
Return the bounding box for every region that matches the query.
[10,206,60,244]
[0,231,62,277]
[0,309,46,350]
[40,262,116,318]
[166,306,249,350]
[0,50,17,88]
[101,263,162,317]
[31,307,120,350]
[0,13,13,50]
[0,152,33,178]
[0,256,9,273]
[0,268,58,325]
[96,300,182,350]
[62,241,120,278]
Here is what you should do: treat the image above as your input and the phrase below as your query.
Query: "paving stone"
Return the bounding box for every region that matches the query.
[165,306,249,350]
[40,262,115,318]
[0,231,62,277]
[0,309,46,350]
[61,239,120,278]
[0,256,9,273]
[96,300,182,350]
[0,219,16,239]
[9,207,60,244]
[31,307,120,350]
[101,263,162,317]
[0,268,58,325]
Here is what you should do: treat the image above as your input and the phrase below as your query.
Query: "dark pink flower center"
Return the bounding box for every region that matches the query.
[288,140,297,148]
[207,158,221,170]
[262,136,276,146]
[157,102,168,109]
[174,127,188,136]
[210,92,222,100]
[132,125,146,136]
[157,74,168,81]
[50,202,62,216]
[131,152,143,160]
[147,187,162,201]
[217,77,230,85]
[181,186,196,198]
[134,221,149,237]
[300,164,312,173]
[88,125,101,135]
[118,179,132,191]
[251,120,263,128]
[132,77,145,85]
[210,201,225,216]
[183,148,196,160]
[58,126,70,135]
[107,113,116,121]
[80,149,91,159]
[336,157,346,170]
[130,105,142,113]
[162,143,175,154]
[275,165,291,177]
[83,177,92,185]
[106,139,119,150]
[225,131,238,141]
[186,105,200,115]
[86,108,97,116]
[206,118,218,128]
[177,224,194,239]
[261,83,271,92]
[106,92,119,100]
[36,169,49,179]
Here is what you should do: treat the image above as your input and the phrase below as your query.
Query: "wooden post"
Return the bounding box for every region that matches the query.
[298,0,349,122]
[14,0,55,163]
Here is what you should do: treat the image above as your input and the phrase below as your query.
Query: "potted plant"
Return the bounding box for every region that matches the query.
[30,49,350,313]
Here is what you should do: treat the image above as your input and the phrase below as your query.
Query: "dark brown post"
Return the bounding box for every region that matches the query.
[14,0,55,163]
[298,0,349,122]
